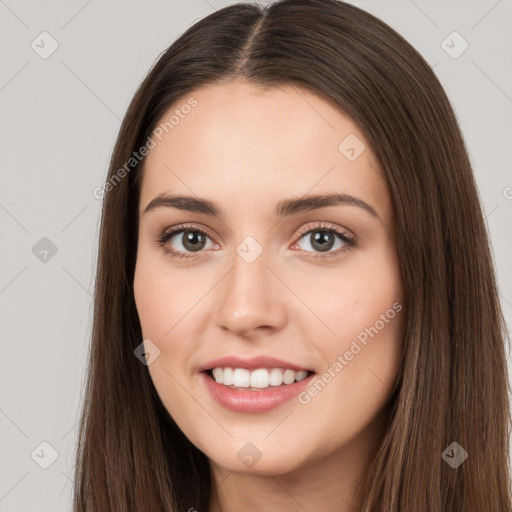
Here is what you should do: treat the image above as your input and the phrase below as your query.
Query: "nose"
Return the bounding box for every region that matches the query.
[214,248,287,339]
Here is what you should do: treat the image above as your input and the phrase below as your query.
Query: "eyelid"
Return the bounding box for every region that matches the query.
[294,221,354,240]
[160,222,218,242]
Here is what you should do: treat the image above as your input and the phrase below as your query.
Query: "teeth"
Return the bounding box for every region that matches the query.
[250,368,269,388]
[283,369,295,384]
[212,367,223,384]
[295,370,308,382]
[233,368,250,388]
[223,367,234,386]
[210,367,311,389]
[269,368,283,386]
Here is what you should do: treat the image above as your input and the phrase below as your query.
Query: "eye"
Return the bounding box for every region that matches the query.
[157,223,218,259]
[291,222,357,258]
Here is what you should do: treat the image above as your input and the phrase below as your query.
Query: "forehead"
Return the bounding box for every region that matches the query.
[139,80,392,224]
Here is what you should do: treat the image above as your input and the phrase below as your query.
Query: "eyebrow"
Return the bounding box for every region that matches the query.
[143,192,380,220]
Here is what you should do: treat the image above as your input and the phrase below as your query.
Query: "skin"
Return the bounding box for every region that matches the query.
[133,80,405,512]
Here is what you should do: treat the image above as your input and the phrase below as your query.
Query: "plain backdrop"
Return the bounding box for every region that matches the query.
[1,0,511,510]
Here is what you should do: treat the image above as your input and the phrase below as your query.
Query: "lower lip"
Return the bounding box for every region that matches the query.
[200,371,315,413]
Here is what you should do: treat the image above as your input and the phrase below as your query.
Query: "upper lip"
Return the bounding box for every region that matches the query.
[198,355,313,373]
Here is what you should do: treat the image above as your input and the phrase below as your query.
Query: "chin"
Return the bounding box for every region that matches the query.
[205,442,311,477]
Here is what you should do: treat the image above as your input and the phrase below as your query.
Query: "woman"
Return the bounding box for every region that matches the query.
[73,0,512,510]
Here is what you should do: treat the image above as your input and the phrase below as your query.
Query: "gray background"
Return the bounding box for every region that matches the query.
[1,0,511,510]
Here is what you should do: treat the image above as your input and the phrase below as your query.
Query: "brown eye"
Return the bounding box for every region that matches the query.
[157,225,216,258]
[293,226,356,257]
[179,230,207,252]
[307,230,336,252]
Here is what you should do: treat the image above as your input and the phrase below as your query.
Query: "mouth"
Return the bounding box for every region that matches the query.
[198,355,317,412]
[203,367,316,391]
[200,366,316,413]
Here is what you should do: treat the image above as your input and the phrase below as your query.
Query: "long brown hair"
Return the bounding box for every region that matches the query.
[72,0,512,510]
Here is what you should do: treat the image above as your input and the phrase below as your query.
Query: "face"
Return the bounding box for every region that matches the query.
[133,80,405,478]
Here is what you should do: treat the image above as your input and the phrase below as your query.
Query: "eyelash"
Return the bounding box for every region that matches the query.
[156,222,358,261]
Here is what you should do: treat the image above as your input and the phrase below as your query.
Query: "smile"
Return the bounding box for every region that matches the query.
[201,368,316,413]
[208,367,311,390]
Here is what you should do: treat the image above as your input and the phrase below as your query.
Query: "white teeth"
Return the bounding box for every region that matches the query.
[250,369,269,388]
[233,368,250,388]
[210,367,311,389]
[269,368,283,386]
[223,367,234,386]
[212,367,223,384]
[295,370,308,382]
[282,369,295,384]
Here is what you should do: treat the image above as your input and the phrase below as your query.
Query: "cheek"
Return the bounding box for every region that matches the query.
[133,247,204,340]
[292,244,404,407]
[133,256,205,440]
[300,257,403,421]
[292,245,404,351]
[133,267,204,385]
[133,249,208,377]
[133,266,172,339]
